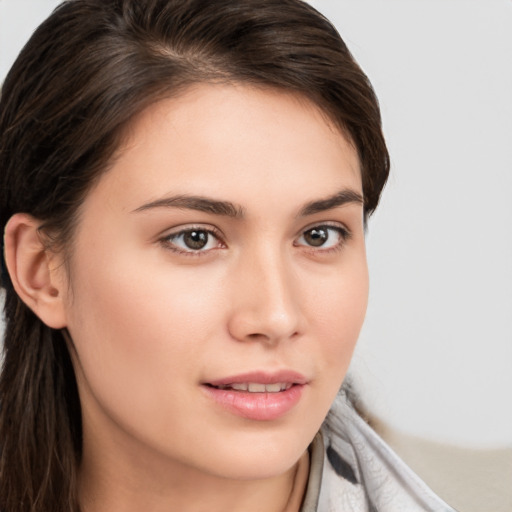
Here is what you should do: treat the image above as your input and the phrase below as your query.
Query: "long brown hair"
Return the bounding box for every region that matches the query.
[0,1,389,510]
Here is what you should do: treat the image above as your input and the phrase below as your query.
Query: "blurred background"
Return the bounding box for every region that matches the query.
[1,1,511,510]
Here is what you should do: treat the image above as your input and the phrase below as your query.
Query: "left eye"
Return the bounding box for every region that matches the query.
[164,229,221,252]
[296,225,347,249]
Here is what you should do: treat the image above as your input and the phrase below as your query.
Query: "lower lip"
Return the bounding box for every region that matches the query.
[202,384,305,421]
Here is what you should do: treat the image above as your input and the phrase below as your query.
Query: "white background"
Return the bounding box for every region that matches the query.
[1,0,511,448]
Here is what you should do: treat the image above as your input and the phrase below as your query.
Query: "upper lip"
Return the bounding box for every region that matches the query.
[205,370,308,387]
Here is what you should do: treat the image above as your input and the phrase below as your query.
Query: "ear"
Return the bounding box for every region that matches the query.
[3,213,68,329]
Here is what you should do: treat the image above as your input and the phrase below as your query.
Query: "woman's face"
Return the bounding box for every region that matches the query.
[60,84,368,481]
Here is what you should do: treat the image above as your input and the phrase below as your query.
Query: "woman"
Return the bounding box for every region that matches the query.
[0,1,456,511]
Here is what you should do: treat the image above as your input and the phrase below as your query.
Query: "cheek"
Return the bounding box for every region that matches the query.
[309,255,369,377]
[66,260,211,369]
[63,252,230,459]
[64,238,239,398]
[64,249,204,400]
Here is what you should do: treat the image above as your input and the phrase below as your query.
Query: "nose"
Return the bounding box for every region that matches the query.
[227,247,302,345]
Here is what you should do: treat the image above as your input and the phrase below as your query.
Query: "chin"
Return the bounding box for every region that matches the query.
[193,427,316,481]
[212,452,304,481]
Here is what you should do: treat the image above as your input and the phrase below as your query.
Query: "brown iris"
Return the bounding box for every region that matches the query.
[183,230,209,249]
[303,227,328,247]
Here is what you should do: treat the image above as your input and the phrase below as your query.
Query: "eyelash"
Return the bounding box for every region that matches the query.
[160,223,351,256]
[160,226,225,256]
[294,223,352,254]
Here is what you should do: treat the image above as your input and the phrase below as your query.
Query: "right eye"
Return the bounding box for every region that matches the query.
[161,227,224,254]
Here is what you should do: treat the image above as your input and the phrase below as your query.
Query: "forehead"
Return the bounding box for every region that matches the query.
[90,84,362,214]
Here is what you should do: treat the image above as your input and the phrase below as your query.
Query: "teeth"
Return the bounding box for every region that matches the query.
[247,383,266,392]
[217,382,292,393]
[264,383,282,393]
[231,383,248,391]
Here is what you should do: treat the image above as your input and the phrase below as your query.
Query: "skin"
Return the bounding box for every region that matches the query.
[47,84,368,511]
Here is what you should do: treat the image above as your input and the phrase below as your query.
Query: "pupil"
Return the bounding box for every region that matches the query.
[184,231,208,249]
[305,228,327,247]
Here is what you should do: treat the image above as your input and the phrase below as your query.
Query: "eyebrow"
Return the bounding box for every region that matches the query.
[133,195,245,218]
[298,189,364,217]
[132,188,363,218]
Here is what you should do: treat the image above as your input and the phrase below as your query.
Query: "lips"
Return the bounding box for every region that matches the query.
[206,370,307,388]
[211,382,293,393]
[202,371,307,421]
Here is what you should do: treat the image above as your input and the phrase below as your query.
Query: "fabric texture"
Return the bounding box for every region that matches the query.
[300,393,458,512]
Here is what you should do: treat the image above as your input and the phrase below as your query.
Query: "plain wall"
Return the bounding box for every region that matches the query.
[1,0,511,449]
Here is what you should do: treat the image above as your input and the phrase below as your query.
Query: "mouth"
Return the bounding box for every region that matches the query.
[205,382,295,393]
[202,371,307,421]
[205,370,307,388]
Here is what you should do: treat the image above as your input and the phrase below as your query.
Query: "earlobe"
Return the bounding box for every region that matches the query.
[3,213,68,329]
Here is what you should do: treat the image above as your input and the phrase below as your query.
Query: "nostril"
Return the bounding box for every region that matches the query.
[227,301,301,344]
[247,332,268,340]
